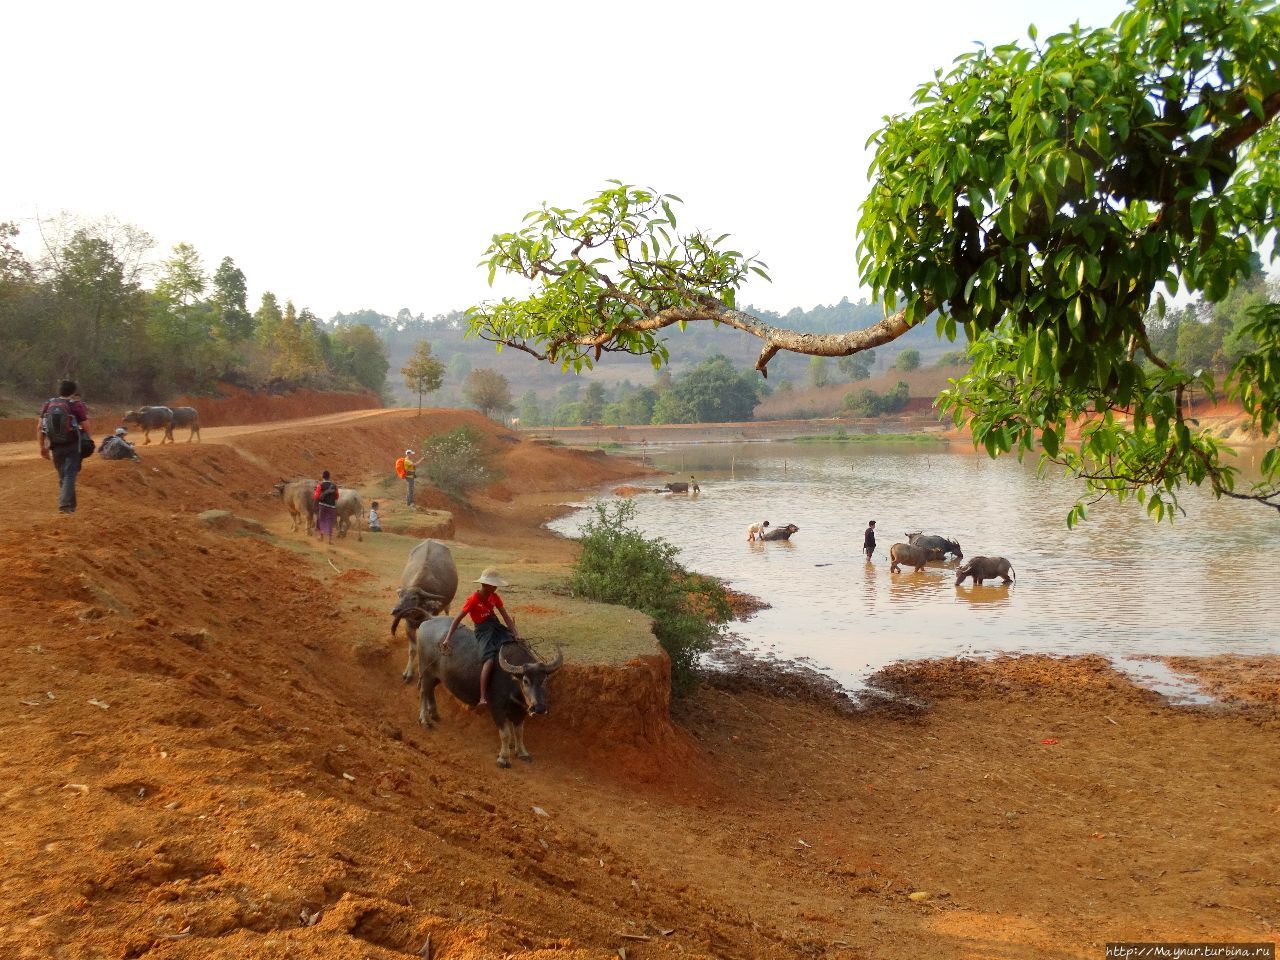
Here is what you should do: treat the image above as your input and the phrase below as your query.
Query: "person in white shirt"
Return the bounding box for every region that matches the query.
[368,500,383,533]
[746,520,770,542]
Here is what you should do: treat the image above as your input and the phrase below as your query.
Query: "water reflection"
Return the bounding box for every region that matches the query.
[549,440,1278,688]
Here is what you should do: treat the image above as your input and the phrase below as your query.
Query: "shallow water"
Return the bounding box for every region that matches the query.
[549,441,1279,689]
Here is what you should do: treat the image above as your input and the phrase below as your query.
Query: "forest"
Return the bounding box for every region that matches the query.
[2,215,1272,426]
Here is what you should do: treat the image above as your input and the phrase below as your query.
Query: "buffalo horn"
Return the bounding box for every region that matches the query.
[541,646,564,673]
[498,645,527,676]
[391,613,402,637]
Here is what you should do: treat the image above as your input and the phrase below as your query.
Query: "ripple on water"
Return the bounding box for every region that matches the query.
[550,441,1280,688]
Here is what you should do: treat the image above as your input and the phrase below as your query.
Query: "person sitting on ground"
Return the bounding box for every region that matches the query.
[368,500,383,533]
[99,427,140,461]
[313,470,339,544]
[863,519,877,561]
[747,519,770,542]
[440,568,519,706]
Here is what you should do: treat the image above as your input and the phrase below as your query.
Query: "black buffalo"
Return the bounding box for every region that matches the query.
[122,406,174,444]
[414,616,563,768]
[955,556,1016,585]
[760,523,799,541]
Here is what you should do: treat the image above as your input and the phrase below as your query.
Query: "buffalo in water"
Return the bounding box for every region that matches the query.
[889,542,944,573]
[414,616,563,768]
[760,523,799,541]
[391,540,459,682]
[905,532,963,560]
[956,556,1016,585]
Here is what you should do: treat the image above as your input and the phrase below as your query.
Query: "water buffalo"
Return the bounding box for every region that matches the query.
[905,532,963,560]
[334,489,364,541]
[414,616,563,768]
[889,542,944,573]
[273,477,317,534]
[658,481,700,494]
[760,523,799,541]
[169,406,201,442]
[122,406,174,445]
[955,556,1016,585]
[392,540,459,682]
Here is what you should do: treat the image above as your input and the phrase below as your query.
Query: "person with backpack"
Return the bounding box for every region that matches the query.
[99,427,140,462]
[313,471,339,544]
[395,449,423,508]
[38,380,91,514]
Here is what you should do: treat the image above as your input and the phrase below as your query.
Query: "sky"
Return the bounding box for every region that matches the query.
[4,0,1131,321]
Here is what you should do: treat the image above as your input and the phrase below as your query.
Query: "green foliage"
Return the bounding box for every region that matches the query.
[569,500,730,695]
[331,324,390,392]
[808,356,831,388]
[517,389,544,427]
[578,381,606,424]
[401,341,445,411]
[649,355,760,424]
[843,381,911,417]
[936,349,971,367]
[837,350,875,381]
[462,367,514,419]
[893,349,921,372]
[420,425,495,499]
[863,0,1280,519]
[470,182,768,373]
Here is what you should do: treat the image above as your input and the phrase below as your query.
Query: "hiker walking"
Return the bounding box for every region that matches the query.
[314,471,339,544]
[38,380,90,514]
[395,449,423,507]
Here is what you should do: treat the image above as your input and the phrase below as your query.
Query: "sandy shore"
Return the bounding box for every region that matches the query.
[1,408,1277,959]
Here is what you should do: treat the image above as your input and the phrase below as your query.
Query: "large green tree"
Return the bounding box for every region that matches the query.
[462,367,515,420]
[470,0,1280,518]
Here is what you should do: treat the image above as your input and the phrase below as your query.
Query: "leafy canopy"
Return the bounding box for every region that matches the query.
[470,0,1280,518]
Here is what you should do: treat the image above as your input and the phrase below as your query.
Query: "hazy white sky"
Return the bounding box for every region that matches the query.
[5,0,1129,320]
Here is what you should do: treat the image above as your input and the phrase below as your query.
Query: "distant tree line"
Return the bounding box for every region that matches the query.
[0,217,389,403]
[514,355,763,427]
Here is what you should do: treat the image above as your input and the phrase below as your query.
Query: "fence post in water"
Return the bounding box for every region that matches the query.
[731,455,735,479]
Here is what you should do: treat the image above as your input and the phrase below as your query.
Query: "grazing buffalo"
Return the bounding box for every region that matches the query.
[169,406,201,442]
[760,523,800,541]
[273,477,318,534]
[391,540,459,682]
[905,532,963,560]
[889,542,944,573]
[414,616,563,768]
[955,556,1016,585]
[334,489,364,541]
[122,406,174,445]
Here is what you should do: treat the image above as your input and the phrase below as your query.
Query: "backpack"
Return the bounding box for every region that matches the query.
[42,397,80,447]
[395,457,407,479]
[318,480,338,506]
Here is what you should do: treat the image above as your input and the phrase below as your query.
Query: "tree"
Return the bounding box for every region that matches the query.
[578,382,606,424]
[402,340,445,412]
[212,256,252,340]
[332,323,390,391]
[470,0,1280,518]
[155,242,206,307]
[807,356,830,388]
[894,349,921,372]
[650,355,760,424]
[462,367,513,419]
[517,390,543,427]
[838,349,875,382]
[936,350,971,367]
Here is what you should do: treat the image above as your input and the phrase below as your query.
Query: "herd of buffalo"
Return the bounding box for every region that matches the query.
[264,471,1015,768]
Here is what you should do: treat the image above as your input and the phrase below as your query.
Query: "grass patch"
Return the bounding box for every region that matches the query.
[791,432,948,443]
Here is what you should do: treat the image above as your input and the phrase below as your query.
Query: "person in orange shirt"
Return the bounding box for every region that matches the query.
[440,568,519,705]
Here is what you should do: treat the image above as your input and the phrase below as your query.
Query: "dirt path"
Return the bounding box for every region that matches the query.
[1,407,1276,958]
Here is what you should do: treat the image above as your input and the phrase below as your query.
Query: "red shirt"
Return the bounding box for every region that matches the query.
[461,590,504,625]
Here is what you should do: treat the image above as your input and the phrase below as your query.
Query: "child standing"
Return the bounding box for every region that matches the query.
[368,500,383,533]
[863,520,877,561]
[440,568,519,705]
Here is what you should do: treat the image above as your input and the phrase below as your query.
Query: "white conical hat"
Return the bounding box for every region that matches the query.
[474,567,508,587]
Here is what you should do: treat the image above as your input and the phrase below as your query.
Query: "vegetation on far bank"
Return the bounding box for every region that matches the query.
[791,431,948,443]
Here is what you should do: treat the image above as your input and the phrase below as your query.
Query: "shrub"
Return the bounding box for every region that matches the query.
[842,381,911,417]
[569,500,729,694]
[419,425,496,499]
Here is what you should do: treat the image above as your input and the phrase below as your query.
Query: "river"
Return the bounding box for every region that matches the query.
[548,440,1280,691]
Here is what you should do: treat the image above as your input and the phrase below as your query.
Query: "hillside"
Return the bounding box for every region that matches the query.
[2,409,1277,958]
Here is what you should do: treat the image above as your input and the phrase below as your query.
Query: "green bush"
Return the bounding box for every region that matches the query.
[419,425,497,499]
[569,500,729,695]
[842,380,910,417]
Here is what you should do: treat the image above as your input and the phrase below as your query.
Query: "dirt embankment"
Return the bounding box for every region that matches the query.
[0,386,380,444]
[2,408,1278,959]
